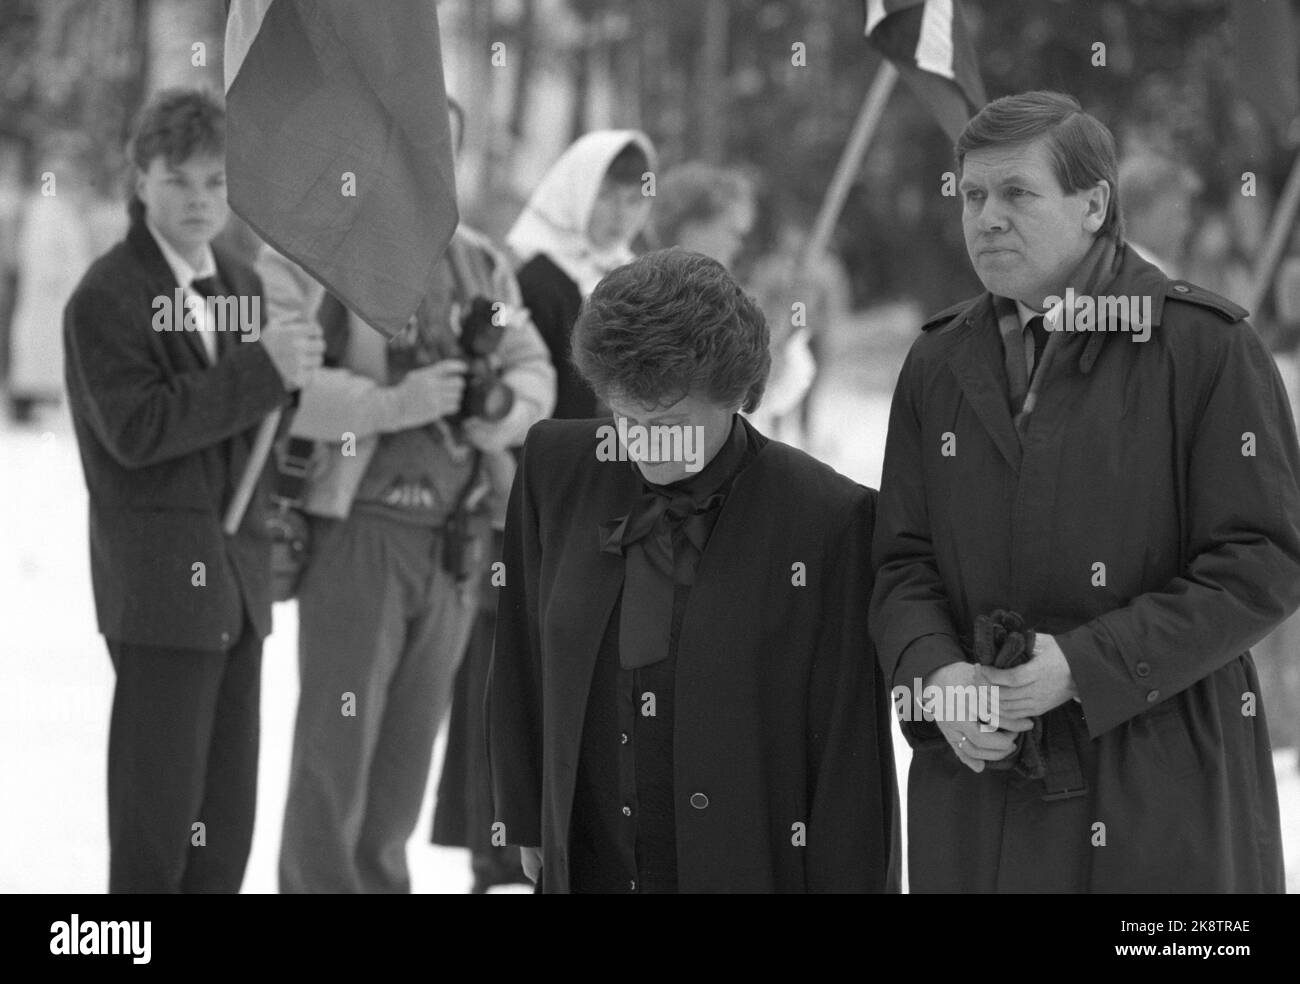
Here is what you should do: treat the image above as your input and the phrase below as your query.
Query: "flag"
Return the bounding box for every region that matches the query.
[863,0,986,141]
[224,0,459,339]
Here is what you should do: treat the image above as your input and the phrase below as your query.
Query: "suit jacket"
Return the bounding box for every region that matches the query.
[63,217,291,650]
[487,416,901,893]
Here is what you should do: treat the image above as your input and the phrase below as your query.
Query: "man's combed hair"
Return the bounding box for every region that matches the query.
[126,87,225,222]
[573,248,771,413]
[956,90,1124,240]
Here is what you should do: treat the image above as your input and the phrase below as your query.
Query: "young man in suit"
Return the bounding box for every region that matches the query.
[63,88,323,893]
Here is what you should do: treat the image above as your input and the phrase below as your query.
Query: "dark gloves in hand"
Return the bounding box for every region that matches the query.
[971,609,1046,780]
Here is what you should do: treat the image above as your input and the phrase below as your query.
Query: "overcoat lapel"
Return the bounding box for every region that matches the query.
[548,451,640,772]
[945,309,1022,473]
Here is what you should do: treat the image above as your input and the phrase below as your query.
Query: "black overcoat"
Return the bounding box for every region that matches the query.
[488,416,900,893]
[870,246,1300,892]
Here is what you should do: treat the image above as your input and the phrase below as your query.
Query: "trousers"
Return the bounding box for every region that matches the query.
[279,510,483,893]
[105,618,261,893]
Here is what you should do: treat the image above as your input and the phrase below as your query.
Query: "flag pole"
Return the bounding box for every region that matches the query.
[798,60,899,275]
[223,408,282,534]
[1245,145,1300,315]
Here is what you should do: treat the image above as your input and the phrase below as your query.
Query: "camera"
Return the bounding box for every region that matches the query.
[451,296,514,423]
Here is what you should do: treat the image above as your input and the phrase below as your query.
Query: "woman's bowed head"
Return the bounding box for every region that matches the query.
[573,248,771,485]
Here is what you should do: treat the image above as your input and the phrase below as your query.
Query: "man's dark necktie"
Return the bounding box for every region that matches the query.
[190,274,222,298]
[189,274,226,362]
[1026,314,1049,382]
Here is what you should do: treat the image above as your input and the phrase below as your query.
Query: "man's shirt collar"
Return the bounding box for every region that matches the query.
[145,216,216,289]
[1014,299,1045,330]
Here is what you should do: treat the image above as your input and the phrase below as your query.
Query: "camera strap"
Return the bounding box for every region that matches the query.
[262,290,344,513]
[272,435,315,511]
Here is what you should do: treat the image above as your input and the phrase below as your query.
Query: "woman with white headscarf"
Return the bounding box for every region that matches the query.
[508,129,657,419]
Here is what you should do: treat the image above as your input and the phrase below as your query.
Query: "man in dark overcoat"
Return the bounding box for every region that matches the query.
[871,90,1300,892]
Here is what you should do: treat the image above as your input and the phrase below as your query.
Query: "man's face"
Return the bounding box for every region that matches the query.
[960,138,1108,308]
[136,153,228,262]
[678,197,755,270]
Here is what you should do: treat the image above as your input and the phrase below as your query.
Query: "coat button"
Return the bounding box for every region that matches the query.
[689,792,709,810]
[1135,661,1150,678]
[1146,689,1160,703]
[220,631,231,646]
[622,805,632,817]
[629,879,637,892]
[619,732,628,745]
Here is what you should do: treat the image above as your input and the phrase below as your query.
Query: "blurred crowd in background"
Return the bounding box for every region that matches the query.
[4,0,1300,414]
[2,0,1299,749]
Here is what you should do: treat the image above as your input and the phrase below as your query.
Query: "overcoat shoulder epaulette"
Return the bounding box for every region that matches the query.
[920,295,983,332]
[1163,281,1248,323]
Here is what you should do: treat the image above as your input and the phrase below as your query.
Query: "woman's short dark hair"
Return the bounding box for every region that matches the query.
[605,141,649,186]
[956,90,1124,240]
[573,248,771,413]
[126,87,225,223]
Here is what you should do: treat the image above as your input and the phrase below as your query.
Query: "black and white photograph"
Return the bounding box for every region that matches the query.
[2,0,1300,960]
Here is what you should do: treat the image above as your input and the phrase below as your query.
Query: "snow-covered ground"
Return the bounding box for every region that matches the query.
[1,306,1297,893]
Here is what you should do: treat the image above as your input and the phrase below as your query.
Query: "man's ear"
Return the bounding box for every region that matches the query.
[1082,179,1111,235]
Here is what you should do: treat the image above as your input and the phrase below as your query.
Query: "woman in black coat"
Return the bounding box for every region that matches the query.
[487,248,900,893]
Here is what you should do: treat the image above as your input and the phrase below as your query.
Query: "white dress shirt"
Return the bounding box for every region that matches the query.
[146,217,219,363]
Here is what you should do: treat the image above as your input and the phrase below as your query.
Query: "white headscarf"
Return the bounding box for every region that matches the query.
[507,129,657,297]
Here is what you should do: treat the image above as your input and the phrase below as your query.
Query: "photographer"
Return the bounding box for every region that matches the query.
[260,102,554,894]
